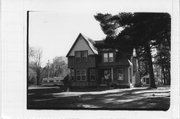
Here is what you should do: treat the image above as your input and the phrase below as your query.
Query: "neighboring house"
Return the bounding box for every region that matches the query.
[141,74,150,86]
[66,33,140,88]
[28,68,37,85]
[42,77,64,86]
[141,74,163,86]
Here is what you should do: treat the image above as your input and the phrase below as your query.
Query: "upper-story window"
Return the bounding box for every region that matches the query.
[103,53,108,62]
[109,53,113,62]
[75,51,81,62]
[81,51,88,62]
[75,51,88,62]
[103,52,114,62]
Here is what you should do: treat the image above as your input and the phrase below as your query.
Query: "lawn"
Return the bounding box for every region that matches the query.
[27,86,170,110]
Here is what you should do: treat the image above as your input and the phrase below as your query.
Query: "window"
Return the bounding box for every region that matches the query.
[90,69,96,81]
[81,51,88,62]
[75,51,81,62]
[81,70,87,81]
[75,51,88,62]
[117,69,123,80]
[76,69,87,81]
[76,70,81,81]
[103,53,108,62]
[70,69,75,80]
[103,52,114,62]
[109,53,113,62]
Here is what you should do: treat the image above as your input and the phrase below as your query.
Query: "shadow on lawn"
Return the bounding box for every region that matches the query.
[27,86,170,111]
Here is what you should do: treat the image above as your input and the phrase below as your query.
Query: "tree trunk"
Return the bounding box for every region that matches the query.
[167,67,171,85]
[36,68,41,85]
[159,54,165,85]
[161,64,166,85]
[161,65,165,85]
[145,44,156,88]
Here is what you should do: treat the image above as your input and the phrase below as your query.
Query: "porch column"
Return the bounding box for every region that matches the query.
[111,67,113,82]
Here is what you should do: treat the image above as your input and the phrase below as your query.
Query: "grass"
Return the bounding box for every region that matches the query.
[27,86,170,110]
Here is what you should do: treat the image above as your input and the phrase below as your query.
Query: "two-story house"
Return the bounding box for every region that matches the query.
[66,33,140,88]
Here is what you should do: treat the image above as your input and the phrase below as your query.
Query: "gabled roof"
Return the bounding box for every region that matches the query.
[66,33,98,57]
[81,33,98,54]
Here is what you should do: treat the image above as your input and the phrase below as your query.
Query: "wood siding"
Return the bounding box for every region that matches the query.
[97,52,130,67]
[68,36,94,56]
[71,81,97,87]
[68,48,131,88]
[66,34,134,88]
[68,55,96,68]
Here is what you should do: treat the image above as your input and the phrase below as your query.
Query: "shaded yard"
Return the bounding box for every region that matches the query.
[27,86,170,110]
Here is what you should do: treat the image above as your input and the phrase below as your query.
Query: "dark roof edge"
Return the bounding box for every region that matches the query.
[66,33,82,57]
[66,33,98,57]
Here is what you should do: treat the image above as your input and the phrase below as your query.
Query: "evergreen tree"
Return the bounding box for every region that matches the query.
[94,12,171,88]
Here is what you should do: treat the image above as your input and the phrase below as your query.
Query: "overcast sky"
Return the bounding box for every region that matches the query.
[28,0,171,66]
[29,11,107,66]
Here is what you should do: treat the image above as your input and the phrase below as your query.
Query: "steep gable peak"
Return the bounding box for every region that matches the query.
[66,33,98,57]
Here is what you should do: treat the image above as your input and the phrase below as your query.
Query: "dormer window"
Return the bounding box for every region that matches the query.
[103,52,114,62]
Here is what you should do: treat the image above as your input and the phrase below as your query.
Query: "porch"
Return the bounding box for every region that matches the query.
[69,66,131,88]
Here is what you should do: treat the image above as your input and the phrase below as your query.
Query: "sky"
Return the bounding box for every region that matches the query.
[29,11,107,66]
[28,0,171,66]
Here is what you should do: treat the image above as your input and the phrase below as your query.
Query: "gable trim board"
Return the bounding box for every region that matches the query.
[66,33,98,57]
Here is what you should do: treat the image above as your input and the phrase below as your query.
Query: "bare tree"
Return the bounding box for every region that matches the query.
[28,47,43,85]
[34,48,42,85]
[29,47,35,58]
